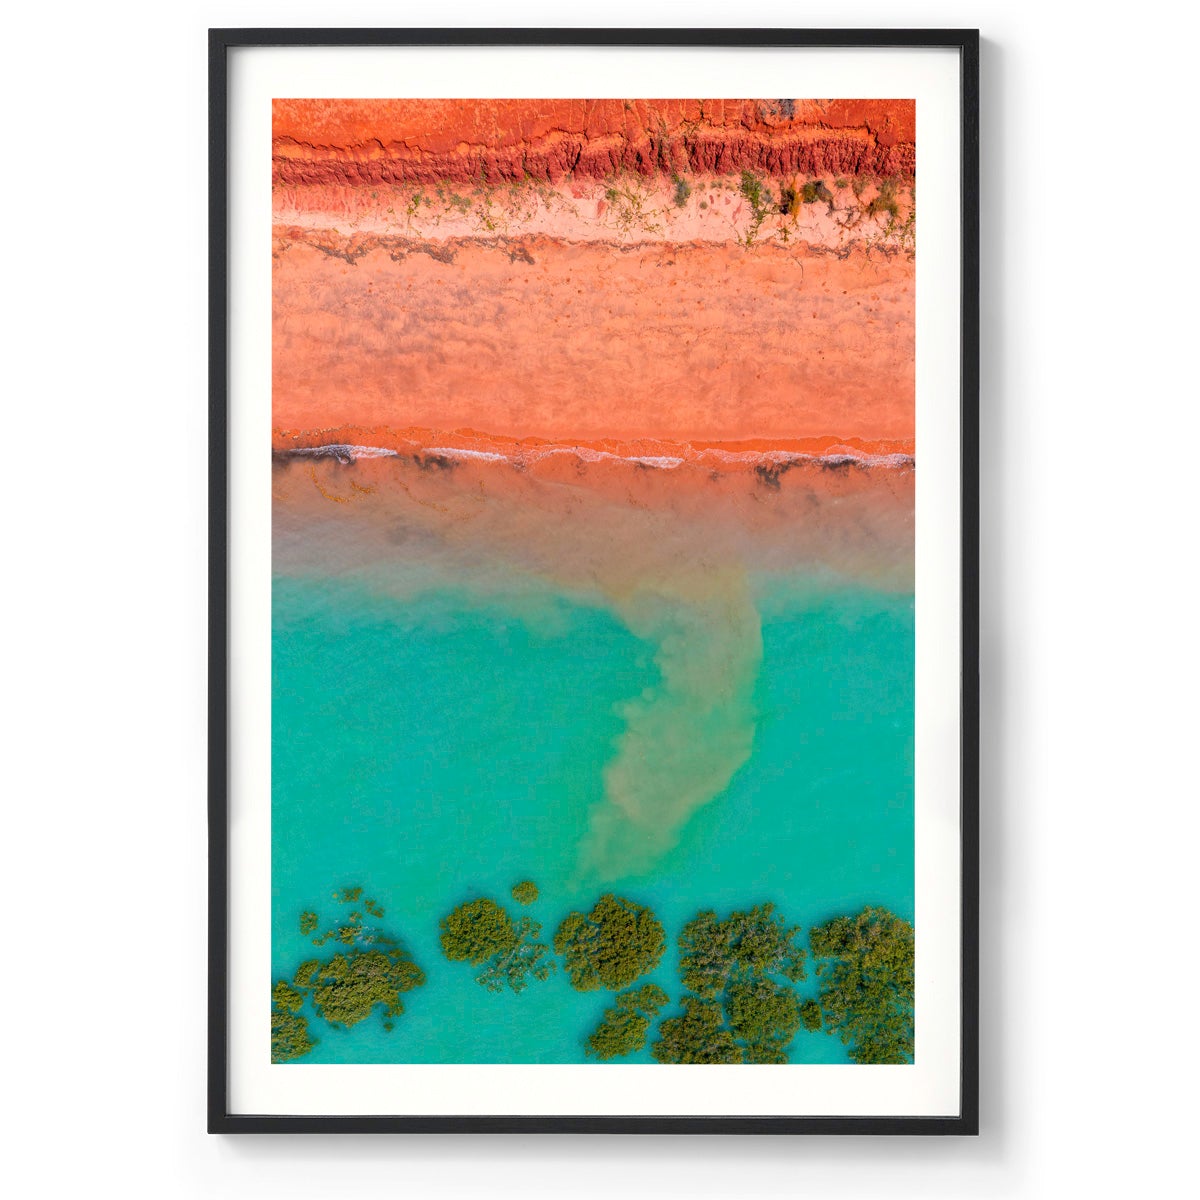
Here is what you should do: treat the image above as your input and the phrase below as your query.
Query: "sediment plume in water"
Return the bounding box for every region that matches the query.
[272,445,911,878]
[585,568,763,879]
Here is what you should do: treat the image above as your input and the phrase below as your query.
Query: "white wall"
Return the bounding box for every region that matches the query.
[5,2,1192,1196]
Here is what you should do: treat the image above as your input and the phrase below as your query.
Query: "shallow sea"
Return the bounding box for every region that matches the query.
[271,569,913,1064]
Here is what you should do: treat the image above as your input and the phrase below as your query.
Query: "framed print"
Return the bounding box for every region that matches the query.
[210,27,979,1134]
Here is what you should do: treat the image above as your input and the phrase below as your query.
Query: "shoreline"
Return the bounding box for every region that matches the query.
[272,426,914,465]
[272,442,915,594]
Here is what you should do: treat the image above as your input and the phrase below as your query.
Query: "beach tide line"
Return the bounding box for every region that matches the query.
[272,428,915,474]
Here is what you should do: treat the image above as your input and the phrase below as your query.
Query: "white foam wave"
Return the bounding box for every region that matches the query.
[284,443,400,461]
[425,446,509,463]
[631,456,684,469]
[281,442,913,471]
[697,447,914,469]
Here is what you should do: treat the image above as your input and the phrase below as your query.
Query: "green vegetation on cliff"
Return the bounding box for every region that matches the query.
[586,983,669,1060]
[809,906,914,1064]
[440,896,554,993]
[738,170,774,244]
[554,894,665,991]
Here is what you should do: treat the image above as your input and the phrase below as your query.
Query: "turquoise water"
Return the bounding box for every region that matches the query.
[272,571,913,1064]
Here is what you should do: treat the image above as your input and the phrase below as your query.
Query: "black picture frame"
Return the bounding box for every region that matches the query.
[209,26,979,1135]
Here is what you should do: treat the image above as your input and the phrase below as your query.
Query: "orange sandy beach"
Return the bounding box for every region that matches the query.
[273,235,914,446]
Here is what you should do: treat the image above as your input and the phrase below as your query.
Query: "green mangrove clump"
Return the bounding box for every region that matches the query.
[440,896,554,993]
[586,983,669,1060]
[800,997,823,1032]
[679,904,806,997]
[809,906,914,1064]
[554,894,665,991]
[659,904,810,1063]
[511,880,539,906]
[726,979,801,1064]
[309,948,424,1030]
[440,898,516,964]
[652,996,743,1064]
[270,981,316,1063]
[270,888,425,1062]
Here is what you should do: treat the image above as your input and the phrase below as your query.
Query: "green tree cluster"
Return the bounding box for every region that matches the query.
[440,897,517,964]
[554,894,665,991]
[586,984,669,1060]
[271,888,425,1062]
[652,996,742,1064]
[511,880,539,905]
[678,904,806,997]
[800,997,823,1032]
[305,891,388,949]
[809,906,914,1064]
[440,896,554,993]
[308,947,424,1030]
[726,980,801,1063]
[658,904,809,1064]
[270,981,316,1063]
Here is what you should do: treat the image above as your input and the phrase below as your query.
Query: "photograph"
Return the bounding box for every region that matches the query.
[270,95,918,1067]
